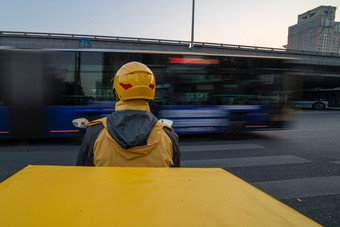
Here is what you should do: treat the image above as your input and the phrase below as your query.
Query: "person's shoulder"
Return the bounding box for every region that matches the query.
[157,121,174,131]
[85,119,106,136]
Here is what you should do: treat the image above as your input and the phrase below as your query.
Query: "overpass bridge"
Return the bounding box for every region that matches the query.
[1,31,340,66]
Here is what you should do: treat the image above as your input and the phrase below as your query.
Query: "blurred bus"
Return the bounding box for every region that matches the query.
[289,90,329,110]
[0,49,296,139]
[289,88,340,110]
[287,62,340,110]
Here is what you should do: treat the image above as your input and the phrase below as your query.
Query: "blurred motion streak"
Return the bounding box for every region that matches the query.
[169,57,220,64]
[50,130,80,133]
[4,47,332,140]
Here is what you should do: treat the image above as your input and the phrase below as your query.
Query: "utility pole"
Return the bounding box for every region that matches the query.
[190,0,195,48]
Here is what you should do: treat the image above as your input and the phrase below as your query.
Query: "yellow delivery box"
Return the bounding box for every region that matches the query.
[0,165,321,226]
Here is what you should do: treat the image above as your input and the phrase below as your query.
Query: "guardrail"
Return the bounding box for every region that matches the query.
[1,31,340,57]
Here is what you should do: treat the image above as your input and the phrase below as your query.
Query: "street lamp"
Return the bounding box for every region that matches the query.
[190,0,195,48]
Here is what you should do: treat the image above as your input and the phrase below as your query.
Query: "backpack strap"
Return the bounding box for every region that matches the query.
[157,121,174,131]
[157,121,180,167]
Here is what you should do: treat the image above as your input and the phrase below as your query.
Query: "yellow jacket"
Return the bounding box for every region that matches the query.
[76,100,180,167]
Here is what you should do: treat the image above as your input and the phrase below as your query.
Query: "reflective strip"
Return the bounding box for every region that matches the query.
[50,130,80,133]
[245,125,268,128]
[0,131,9,134]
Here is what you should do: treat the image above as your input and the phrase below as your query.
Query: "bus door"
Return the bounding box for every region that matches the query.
[10,50,45,139]
[0,49,12,138]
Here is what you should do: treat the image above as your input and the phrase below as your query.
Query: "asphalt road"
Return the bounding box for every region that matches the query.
[0,109,339,226]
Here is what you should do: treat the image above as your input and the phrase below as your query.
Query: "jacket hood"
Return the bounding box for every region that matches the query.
[106,110,158,150]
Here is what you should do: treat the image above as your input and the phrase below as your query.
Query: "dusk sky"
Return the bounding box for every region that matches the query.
[1,0,339,48]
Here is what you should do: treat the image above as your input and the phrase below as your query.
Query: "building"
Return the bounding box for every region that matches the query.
[287,5,340,53]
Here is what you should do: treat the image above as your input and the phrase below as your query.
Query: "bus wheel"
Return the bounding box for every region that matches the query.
[312,102,325,110]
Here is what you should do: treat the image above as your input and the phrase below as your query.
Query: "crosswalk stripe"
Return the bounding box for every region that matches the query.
[180,143,264,152]
[181,155,312,168]
[179,142,340,202]
[252,176,340,199]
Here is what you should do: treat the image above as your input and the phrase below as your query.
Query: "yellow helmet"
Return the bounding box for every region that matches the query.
[113,62,156,101]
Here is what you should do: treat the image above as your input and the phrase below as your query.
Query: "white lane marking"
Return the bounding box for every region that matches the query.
[331,161,340,165]
[181,155,312,168]
[252,176,340,199]
[180,143,264,152]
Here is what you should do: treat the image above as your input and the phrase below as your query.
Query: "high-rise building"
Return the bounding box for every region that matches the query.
[287,5,340,53]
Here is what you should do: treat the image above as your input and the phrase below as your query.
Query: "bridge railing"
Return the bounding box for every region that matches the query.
[1,31,339,57]
[0,31,191,45]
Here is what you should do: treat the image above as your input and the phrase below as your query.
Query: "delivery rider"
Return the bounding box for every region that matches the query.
[76,62,180,167]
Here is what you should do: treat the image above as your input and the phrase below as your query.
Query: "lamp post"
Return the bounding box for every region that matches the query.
[190,0,195,48]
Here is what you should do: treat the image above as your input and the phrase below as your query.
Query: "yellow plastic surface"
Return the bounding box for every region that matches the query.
[0,165,321,227]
